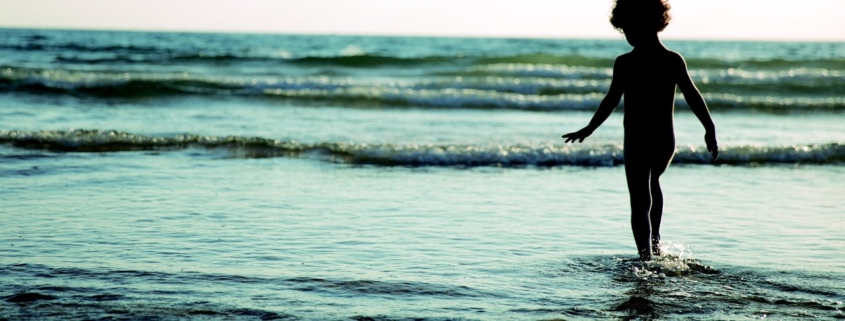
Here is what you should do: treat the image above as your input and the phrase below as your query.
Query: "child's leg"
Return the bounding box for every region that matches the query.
[649,174,664,254]
[648,147,675,255]
[625,159,653,261]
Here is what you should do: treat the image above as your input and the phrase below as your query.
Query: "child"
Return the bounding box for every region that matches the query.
[562,0,718,261]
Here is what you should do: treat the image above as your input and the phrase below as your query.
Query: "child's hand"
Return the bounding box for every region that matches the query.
[562,128,594,143]
[705,131,718,161]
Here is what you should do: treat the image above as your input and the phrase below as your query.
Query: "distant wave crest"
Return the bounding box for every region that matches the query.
[5,41,842,69]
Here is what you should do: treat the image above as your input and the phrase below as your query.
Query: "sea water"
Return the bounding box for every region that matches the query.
[0,29,843,320]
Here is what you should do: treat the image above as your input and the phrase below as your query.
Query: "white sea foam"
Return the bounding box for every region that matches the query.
[262,87,606,110]
[2,130,843,166]
[470,63,613,79]
[692,67,845,84]
[470,63,845,85]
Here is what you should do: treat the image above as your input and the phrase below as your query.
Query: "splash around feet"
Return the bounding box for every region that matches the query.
[626,241,720,278]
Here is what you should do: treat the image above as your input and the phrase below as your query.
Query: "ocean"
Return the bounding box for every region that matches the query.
[0,28,843,320]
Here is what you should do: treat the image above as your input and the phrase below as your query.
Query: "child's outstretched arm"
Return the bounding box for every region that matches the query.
[675,54,719,160]
[562,57,624,143]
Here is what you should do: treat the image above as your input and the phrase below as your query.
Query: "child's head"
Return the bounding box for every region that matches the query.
[610,0,671,34]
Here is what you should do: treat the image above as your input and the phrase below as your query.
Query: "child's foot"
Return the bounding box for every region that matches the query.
[638,249,652,262]
[651,242,661,257]
[651,237,661,257]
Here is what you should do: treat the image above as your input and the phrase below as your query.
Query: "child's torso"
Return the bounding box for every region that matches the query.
[620,49,678,143]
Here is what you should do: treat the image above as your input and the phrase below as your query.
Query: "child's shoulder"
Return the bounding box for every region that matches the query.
[614,52,633,68]
[666,50,686,63]
[617,50,687,68]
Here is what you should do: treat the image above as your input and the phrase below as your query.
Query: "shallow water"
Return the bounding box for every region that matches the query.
[1,29,844,320]
[3,152,844,319]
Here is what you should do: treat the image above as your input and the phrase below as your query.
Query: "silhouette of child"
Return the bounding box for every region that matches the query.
[562,0,718,261]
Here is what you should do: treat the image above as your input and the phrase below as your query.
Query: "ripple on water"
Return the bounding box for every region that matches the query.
[1,251,844,320]
[524,243,844,320]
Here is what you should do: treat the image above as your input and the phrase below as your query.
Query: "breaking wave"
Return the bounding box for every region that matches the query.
[2,130,843,167]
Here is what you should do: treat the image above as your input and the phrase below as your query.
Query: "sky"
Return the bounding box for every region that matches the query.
[0,0,842,41]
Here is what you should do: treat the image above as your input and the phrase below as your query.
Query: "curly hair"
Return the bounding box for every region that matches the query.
[610,0,671,33]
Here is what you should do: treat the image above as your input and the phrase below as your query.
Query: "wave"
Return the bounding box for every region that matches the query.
[289,54,460,67]
[2,130,843,167]
[261,87,606,110]
[54,53,285,65]
[1,263,484,298]
[474,54,845,70]
[452,64,614,79]
[0,263,479,320]
[472,63,845,82]
[2,67,843,111]
[700,94,845,111]
[6,42,841,70]
[48,53,460,67]
[261,87,845,111]
[3,259,844,320]
[0,72,237,98]
[0,43,162,55]
[0,46,617,67]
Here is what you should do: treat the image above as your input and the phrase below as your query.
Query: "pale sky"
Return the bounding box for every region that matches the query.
[0,0,842,41]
